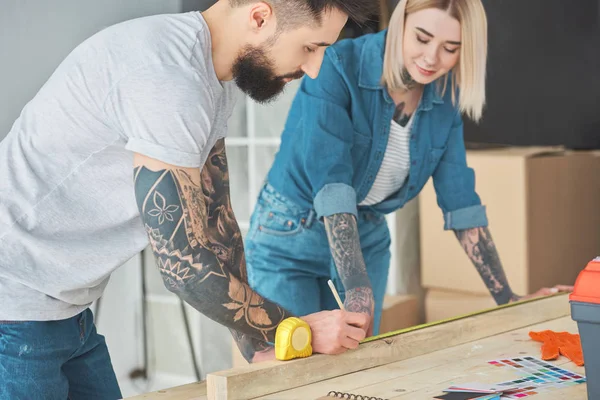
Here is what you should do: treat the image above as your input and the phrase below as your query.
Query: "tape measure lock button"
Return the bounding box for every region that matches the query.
[275,317,313,361]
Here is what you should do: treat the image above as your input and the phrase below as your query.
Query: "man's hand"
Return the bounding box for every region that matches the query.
[245,309,370,363]
[301,310,369,355]
[344,287,375,336]
[251,347,276,363]
[509,284,574,303]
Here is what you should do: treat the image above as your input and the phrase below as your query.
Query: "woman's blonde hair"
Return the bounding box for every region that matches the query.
[381,0,488,121]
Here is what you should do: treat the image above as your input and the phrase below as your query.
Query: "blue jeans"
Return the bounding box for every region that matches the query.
[245,184,391,335]
[0,309,121,400]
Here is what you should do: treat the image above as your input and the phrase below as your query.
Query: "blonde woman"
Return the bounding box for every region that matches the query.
[245,0,572,338]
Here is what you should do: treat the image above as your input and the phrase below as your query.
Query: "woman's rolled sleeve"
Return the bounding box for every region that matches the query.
[432,110,489,230]
[301,50,358,220]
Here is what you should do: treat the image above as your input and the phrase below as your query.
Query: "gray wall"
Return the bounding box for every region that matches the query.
[182,0,216,12]
[0,0,192,139]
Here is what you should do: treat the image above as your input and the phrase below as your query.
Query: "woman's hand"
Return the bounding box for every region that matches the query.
[509,284,574,303]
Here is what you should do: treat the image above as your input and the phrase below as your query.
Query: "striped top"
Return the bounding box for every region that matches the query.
[359,116,413,206]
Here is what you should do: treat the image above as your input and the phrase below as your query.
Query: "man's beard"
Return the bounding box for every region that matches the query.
[232,45,305,103]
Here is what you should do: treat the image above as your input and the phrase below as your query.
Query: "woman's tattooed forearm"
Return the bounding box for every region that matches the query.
[324,213,373,314]
[454,227,517,304]
[134,140,290,359]
[344,287,374,314]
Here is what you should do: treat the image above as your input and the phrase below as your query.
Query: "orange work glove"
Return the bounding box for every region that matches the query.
[529,330,584,366]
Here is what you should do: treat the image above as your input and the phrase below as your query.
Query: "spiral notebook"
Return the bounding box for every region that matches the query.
[316,391,387,400]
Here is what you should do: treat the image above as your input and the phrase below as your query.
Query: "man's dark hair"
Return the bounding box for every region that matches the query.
[229,0,376,28]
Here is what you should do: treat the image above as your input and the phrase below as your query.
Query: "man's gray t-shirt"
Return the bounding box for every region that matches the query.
[0,12,239,320]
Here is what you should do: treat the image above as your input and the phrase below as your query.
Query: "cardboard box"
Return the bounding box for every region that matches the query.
[425,289,497,323]
[420,147,600,296]
[379,294,420,334]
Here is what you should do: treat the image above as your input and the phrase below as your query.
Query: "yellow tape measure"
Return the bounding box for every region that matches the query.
[275,317,313,360]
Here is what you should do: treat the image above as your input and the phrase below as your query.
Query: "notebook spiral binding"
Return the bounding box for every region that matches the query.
[326,391,388,400]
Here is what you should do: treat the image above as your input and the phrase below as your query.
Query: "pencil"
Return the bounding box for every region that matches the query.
[327,279,345,311]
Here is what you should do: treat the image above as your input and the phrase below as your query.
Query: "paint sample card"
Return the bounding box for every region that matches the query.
[445,382,518,393]
[487,356,586,398]
[434,393,500,400]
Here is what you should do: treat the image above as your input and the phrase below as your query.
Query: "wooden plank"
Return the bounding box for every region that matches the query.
[206,294,570,400]
[258,316,585,399]
[257,328,516,399]
[127,381,207,400]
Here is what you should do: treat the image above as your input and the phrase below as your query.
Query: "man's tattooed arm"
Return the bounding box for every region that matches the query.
[324,214,374,318]
[197,140,273,362]
[133,140,291,362]
[454,227,520,304]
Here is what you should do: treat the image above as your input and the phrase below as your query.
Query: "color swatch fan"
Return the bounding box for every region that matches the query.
[488,356,586,398]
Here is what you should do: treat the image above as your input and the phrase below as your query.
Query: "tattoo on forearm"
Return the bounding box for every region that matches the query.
[324,214,373,314]
[134,140,289,361]
[344,287,374,314]
[454,227,518,304]
[393,101,412,127]
[197,141,276,361]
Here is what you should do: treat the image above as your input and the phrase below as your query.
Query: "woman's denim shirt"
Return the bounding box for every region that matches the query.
[266,30,488,230]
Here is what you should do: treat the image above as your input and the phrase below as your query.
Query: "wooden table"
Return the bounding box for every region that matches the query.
[130,294,588,400]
